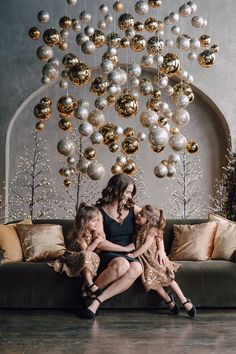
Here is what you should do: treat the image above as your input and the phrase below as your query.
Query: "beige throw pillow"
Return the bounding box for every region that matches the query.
[17,224,66,262]
[170,221,217,261]
[0,220,32,264]
[208,213,236,260]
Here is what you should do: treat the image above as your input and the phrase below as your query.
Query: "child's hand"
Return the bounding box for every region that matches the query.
[125,243,135,252]
[127,253,135,258]
[156,250,168,266]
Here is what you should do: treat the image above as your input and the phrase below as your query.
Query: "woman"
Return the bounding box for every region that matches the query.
[82,173,168,319]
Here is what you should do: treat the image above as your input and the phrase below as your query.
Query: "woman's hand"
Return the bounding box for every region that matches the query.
[125,243,135,253]
[127,253,135,258]
[156,249,168,266]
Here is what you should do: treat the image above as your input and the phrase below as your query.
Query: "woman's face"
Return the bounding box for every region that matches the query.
[135,210,148,226]
[121,184,134,204]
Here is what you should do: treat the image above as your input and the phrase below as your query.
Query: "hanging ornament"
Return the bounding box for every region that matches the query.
[87,162,105,180]
[57,137,76,157]
[122,137,139,154]
[122,159,137,175]
[115,93,138,118]
[69,62,92,86]
[186,140,199,153]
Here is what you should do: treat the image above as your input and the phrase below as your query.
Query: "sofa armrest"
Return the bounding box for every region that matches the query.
[231,251,236,263]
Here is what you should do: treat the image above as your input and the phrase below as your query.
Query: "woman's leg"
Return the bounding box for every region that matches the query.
[95,257,131,289]
[87,261,143,314]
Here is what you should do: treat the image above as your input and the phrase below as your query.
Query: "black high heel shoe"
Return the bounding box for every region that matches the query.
[166,294,179,315]
[82,297,102,319]
[87,283,104,297]
[182,298,196,317]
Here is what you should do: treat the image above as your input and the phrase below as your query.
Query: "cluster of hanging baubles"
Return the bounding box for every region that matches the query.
[30,0,219,183]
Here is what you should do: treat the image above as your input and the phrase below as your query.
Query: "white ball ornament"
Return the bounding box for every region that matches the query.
[176,94,190,108]
[172,108,190,127]
[127,63,142,78]
[141,54,154,67]
[191,16,204,28]
[79,11,92,23]
[84,25,95,36]
[165,39,174,48]
[97,20,107,30]
[179,4,192,17]
[176,35,190,51]
[154,54,164,65]
[67,0,77,5]
[186,1,197,13]
[95,97,108,110]
[76,33,89,46]
[188,52,197,61]
[105,14,113,23]
[168,153,181,165]
[99,4,109,15]
[154,163,168,178]
[81,40,96,55]
[114,126,124,135]
[137,132,147,141]
[169,12,179,23]
[57,137,76,157]
[37,11,50,23]
[116,156,127,165]
[78,98,89,108]
[87,162,105,180]
[149,126,169,146]
[140,110,158,127]
[134,1,149,15]
[74,106,89,120]
[131,78,140,87]
[190,38,201,50]
[169,133,187,151]
[90,132,104,144]
[36,44,54,62]
[171,25,180,35]
[78,122,93,136]
[100,59,114,73]
[167,165,176,177]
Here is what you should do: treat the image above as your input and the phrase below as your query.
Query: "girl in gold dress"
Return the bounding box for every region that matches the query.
[52,203,104,302]
[128,204,196,317]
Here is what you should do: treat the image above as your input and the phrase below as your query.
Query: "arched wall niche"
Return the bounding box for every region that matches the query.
[5,71,230,219]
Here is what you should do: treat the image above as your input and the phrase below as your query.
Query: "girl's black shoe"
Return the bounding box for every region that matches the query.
[182,298,196,317]
[166,294,179,315]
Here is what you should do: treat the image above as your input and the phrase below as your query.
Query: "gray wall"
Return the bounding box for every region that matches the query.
[0,0,235,219]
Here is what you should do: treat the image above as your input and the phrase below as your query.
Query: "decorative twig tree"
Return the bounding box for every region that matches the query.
[209,148,236,220]
[8,132,59,221]
[165,152,204,219]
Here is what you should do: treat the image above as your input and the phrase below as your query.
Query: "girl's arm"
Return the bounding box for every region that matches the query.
[130,233,155,258]
[96,239,135,253]
[156,232,168,266]
[77,235,103,252]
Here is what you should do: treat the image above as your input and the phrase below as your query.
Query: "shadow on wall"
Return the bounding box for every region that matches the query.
[4,78,230,220]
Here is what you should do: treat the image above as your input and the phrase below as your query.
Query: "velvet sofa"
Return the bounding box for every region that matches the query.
[0,218,236,309]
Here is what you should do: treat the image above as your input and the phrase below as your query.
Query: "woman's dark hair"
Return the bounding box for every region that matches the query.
[96,174,137,222]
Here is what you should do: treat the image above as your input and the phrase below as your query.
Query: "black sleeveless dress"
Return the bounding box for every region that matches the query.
[98,208,140,271]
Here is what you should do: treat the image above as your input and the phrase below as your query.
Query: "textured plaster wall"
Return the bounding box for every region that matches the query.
[0,0,235,218]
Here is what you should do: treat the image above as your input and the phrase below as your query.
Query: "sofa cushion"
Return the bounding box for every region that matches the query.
[17,224,66,262]
[209,213,236,260]
[169,221,217,261]
[0,220,32,264]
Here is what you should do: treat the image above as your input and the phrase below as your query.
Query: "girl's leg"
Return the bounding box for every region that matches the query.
[168,280,196,314]
[82,268,101,295]
[85,261,143,315]
[154,285,179,314]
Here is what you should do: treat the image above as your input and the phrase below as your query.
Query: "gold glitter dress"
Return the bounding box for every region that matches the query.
[135,229,181,291]
[49,233,100,278]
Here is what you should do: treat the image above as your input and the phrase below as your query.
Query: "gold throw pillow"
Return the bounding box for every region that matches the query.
[17,224,66,262]
[208,213,236,260]
[170,221,217,261]
[0,220,32,264]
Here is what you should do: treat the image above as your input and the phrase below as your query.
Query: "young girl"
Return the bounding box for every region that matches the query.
[128,204,196,317]
[51,203,104,303]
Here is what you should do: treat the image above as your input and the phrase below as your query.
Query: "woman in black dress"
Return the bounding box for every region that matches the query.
[82,173,168,319]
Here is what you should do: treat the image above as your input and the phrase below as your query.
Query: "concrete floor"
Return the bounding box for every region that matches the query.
[0,309,235,354]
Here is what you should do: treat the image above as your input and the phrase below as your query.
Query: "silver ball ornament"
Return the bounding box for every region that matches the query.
[78,122,93,136]
[169,133,187,151]
[74,106,89,120]
[134,1,149,15]
[36,44,54,62]
[179,4,192,17]
[37,11,50,23]
[176,94,190,108]
[81,40,96,54]
[154,163,168,178]
[57,137,76,156]
[149,126,169,146]
[77,158,90,174]
[87,162,105,180]
[90,132,104,144]
[79,10,92,23]
[172,108,190,127]
[127,63,142,78]
[168,153,181,164]
[100,59,114,73]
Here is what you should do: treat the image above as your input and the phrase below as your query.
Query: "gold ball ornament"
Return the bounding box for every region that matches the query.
[124,127,136,137]
[113,1,124,12]
[151,144,164,153]
[130,35,146,52]
[148,0,162,8]
[111,163,123,174]
[59,16,72,29]
[118,13,134,30]
[107,95,116,106]
[120,37,130,48]
[172,83,194,103]
[106,32,121,48]
[115,93,138,118]
[34,103,52,120]
[43,28,60,47]
[35,121,45,131]
[58,40,68,51]
[153,89,162,99]
[69,62,92,86]
[91,29,106,48]
[29,27,41,40]
[122,159,136,176]
[210,44,219,53]
[146,36,164,55]
[58,118,73,132]
[57,95,78,117]
[102,52,119,65]
[160,53,181,77]
[186,140,199,153]
[134,21,144,32]
[40,96,52,107]
[122,137,139,154]
[146,97,160,112]
[63,178,72,187]
[108,142,119,152]
[144,17,159,32]
[83,146,96,160]
[99,122,118,145]
[199,34,211,47]
[170,127,180,135]
[90,76,108,96]
[62,53,79,68]
[198,50,216,68]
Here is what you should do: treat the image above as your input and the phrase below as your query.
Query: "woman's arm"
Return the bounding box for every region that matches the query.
[97,239,135,253]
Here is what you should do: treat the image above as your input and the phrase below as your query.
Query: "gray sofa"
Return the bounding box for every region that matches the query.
[0,218,236,309]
